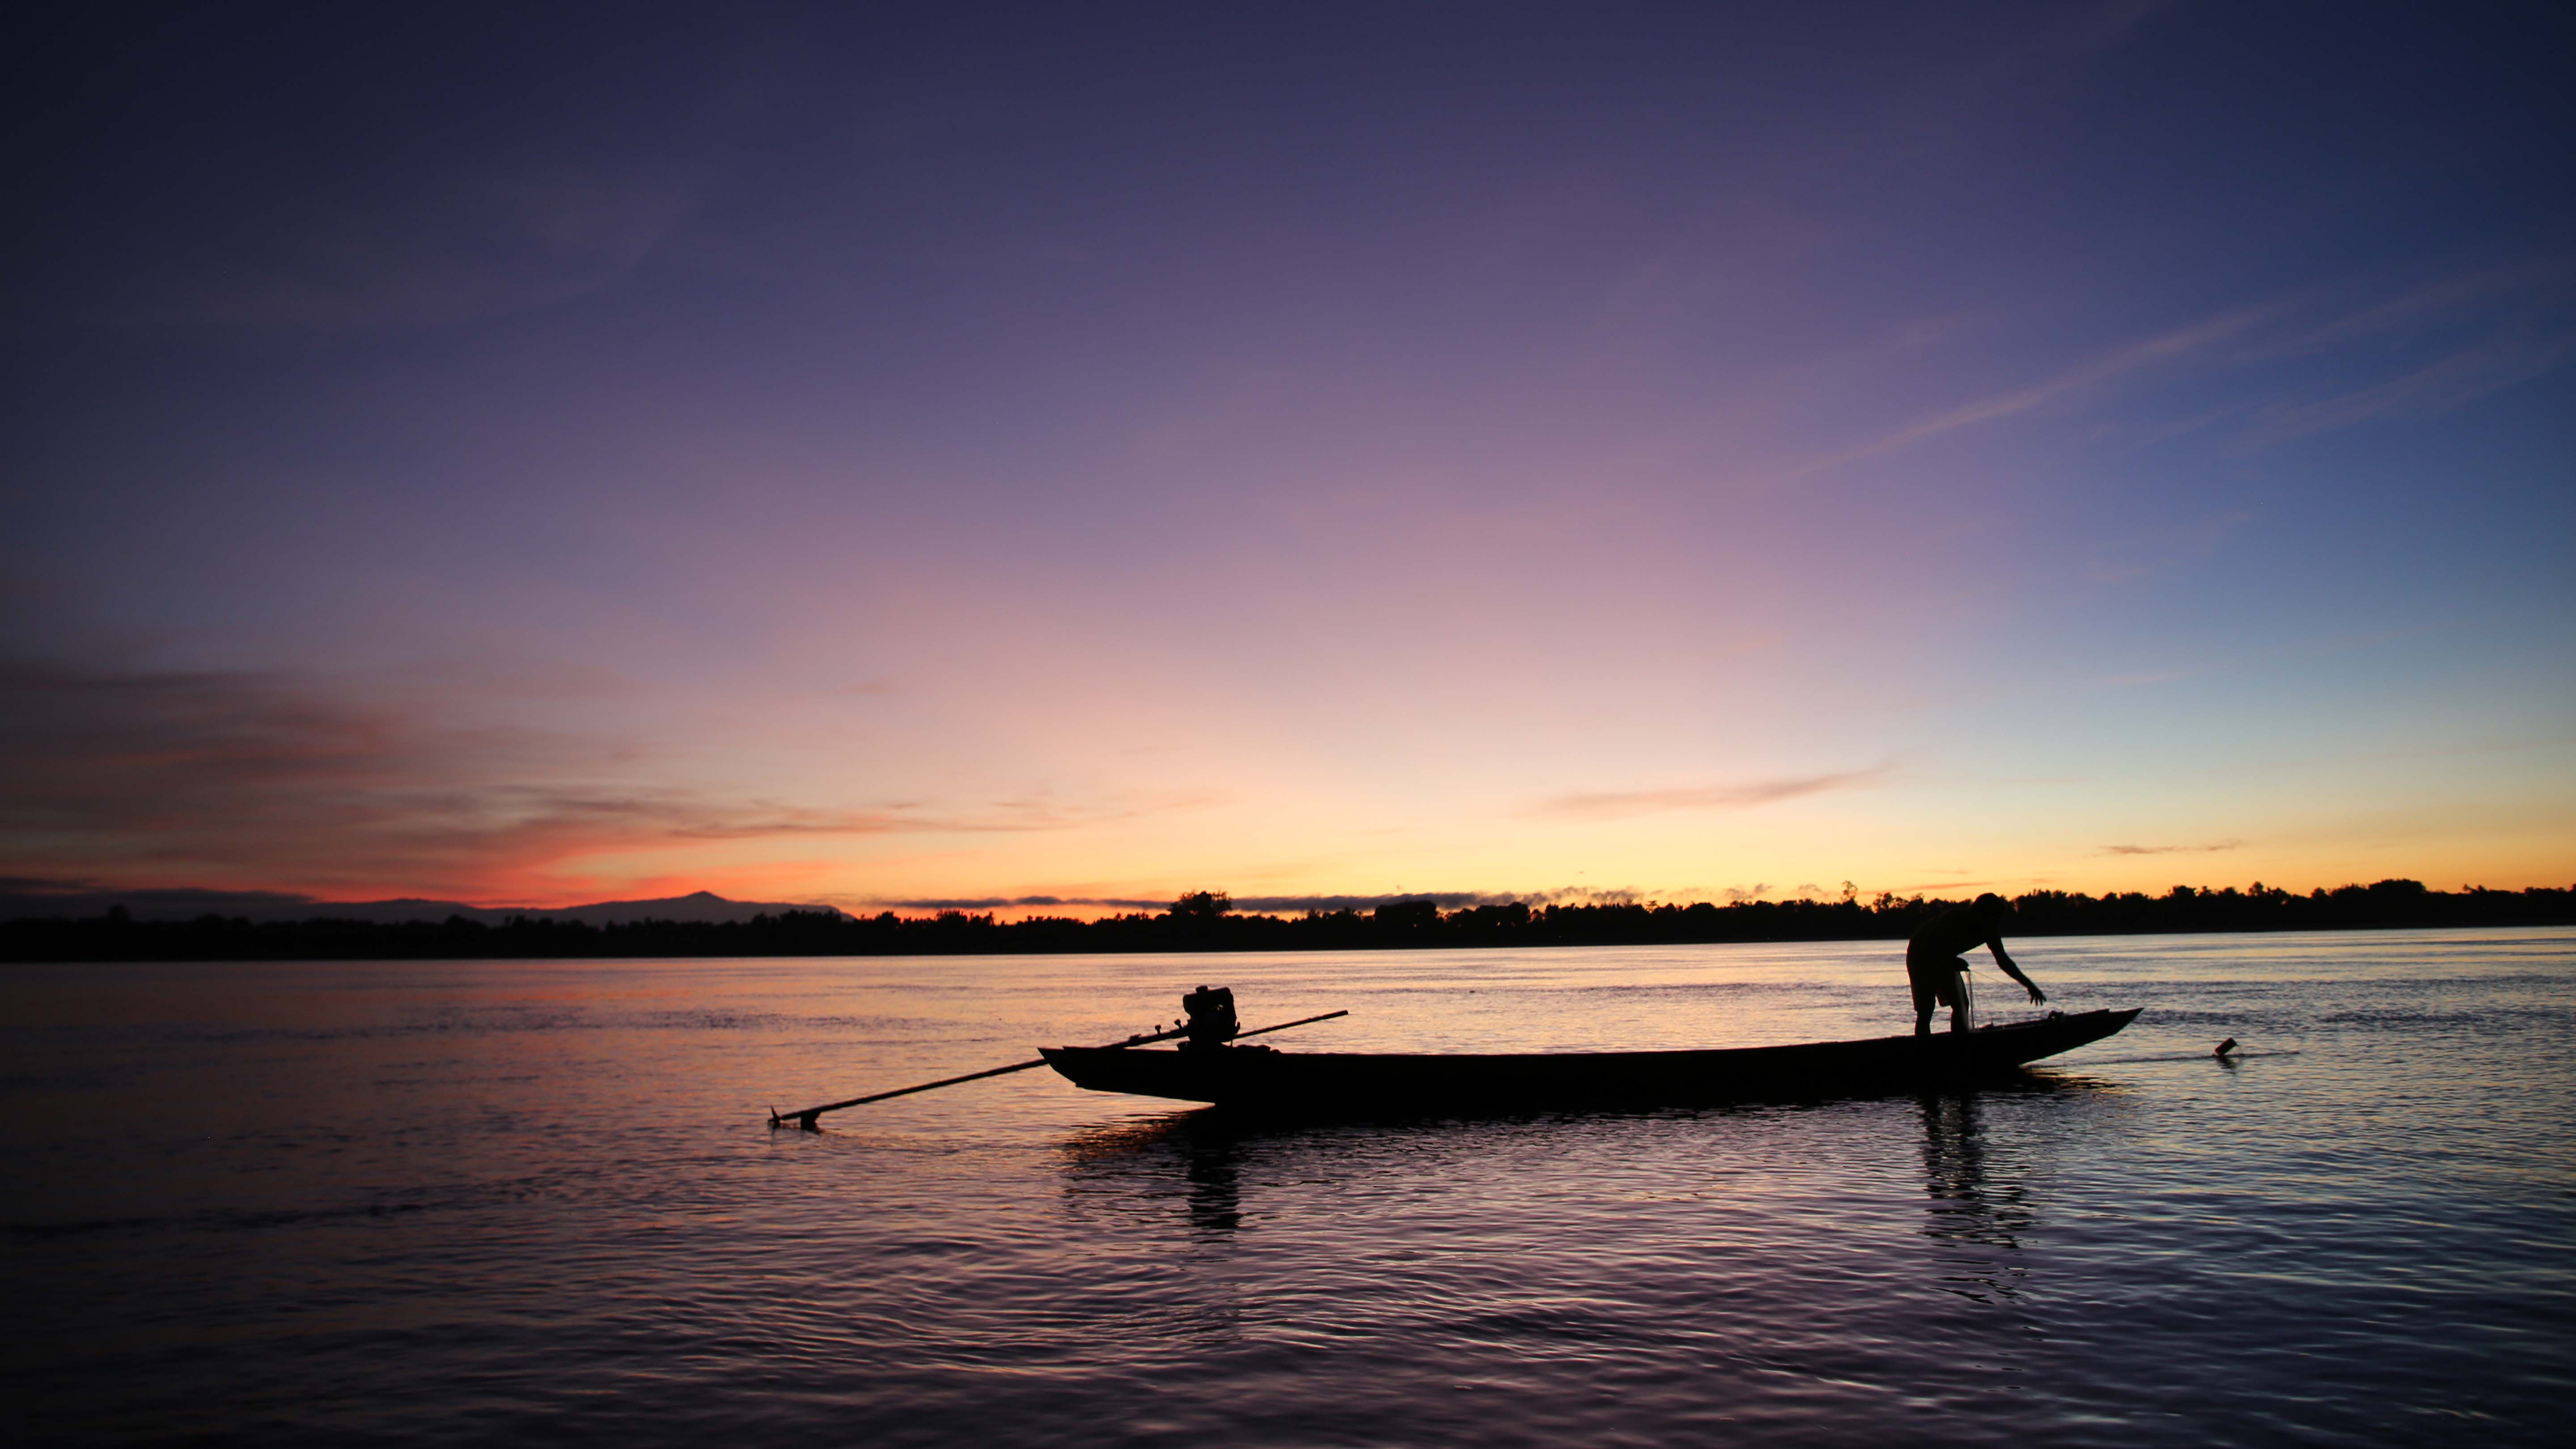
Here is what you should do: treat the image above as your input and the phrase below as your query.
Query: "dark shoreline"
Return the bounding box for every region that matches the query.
[6,879,2569,962]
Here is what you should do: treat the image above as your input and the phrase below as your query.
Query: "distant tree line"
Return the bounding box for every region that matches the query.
[4,879,2570,962]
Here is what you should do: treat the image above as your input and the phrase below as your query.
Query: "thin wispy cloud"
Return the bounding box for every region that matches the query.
[1798,260,2576,475]
[2247,259,2576,359]
[2101,840,2242,856]
[2240,328,2576,445]
[0,660,1189,898]
[2081,508,2259,586]
[1534,767,1891,822]
[1798,305,2278,475]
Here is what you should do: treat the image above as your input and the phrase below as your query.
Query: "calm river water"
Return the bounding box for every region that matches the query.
[5,930,2572,1445]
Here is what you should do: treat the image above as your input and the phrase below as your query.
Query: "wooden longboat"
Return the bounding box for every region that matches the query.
[1039,1008,2141,1113]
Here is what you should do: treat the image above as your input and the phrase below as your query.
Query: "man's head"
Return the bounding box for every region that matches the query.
[1971,892,2010,918]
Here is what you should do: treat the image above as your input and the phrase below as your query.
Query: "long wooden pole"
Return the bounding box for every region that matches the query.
[769,1010,1349,1130]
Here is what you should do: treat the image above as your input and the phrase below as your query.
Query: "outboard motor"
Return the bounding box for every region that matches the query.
[1180,985,1239,1050]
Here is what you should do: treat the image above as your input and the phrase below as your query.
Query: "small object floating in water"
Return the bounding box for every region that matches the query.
[2215,1038,2239,1058]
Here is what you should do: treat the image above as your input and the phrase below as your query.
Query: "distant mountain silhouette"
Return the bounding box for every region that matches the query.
[0,884,846,925]
[534,891,849,926]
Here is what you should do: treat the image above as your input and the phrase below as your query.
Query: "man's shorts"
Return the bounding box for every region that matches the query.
[1906,945,1970,1013]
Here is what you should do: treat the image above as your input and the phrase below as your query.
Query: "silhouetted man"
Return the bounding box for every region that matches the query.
[1908,893,2044,1036]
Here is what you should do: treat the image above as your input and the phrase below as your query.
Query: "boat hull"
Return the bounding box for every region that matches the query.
[1040,1008,2141,1113]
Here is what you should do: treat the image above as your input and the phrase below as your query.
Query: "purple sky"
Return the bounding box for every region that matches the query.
[4,2,2570,912]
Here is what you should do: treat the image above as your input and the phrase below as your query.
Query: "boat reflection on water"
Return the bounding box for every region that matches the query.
[1917,1091,2035,1302]
[1106,1115,1246,1232]
[1056,1113,1267,1235]
[1055,1109,1634,1237]
[1914,1071,2127,1304]
[1058,1074,2121,1254]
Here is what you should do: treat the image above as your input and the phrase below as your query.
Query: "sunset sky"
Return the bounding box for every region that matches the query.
[4,2,2570,915]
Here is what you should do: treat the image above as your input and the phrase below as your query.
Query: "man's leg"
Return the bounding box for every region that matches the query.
[1909,963,1937,1037]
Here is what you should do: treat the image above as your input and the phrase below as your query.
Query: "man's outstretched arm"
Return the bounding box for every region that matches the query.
[1987,941,2046,1004]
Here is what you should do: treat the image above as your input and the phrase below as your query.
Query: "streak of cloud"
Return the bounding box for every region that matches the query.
[1533,767,1891,822]
[2247,259,2576,358]
[2101,840,2243,856]
[1799,260,2576,474]
[1798,306,2278,474]
[2239,328,2576,445]
[0,660,1189,898]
